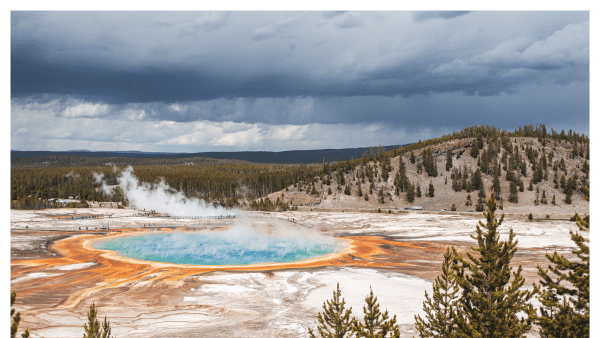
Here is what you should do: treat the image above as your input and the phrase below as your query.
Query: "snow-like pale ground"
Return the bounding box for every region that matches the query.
[53,263,97,270]
[11,208,585,337]
[274,211,584,251]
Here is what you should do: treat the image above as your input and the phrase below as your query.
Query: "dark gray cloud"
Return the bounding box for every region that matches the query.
[10,11,590,151]
[12,11,588,101]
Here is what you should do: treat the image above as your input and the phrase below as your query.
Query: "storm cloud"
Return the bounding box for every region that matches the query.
[11,11,589,152]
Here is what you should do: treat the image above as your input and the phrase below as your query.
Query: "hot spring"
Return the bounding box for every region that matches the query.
[92,228,346,266]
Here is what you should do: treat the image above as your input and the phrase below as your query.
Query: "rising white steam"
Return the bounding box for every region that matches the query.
[65,171,80,179]
[93,173,104,183]
[98,166,237,217]
[93,173,113,195]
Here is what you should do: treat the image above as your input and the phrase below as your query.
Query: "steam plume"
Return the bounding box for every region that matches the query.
[98,166,237,217]
[65,171,80,179]
[93,173,113,195]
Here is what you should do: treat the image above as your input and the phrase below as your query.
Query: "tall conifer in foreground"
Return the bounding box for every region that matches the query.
[415,247,461,338]
[453,191,535,338]
[11,292,30,338]
[535,209,589,338]
[83,303,112,338]
[100,317,111,338]
[309,283,355,338]
[352,288,400,338]
[83,303,100,338]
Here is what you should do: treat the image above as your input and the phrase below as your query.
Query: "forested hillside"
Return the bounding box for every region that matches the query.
[266,124,589,214]
[11,124,589,213]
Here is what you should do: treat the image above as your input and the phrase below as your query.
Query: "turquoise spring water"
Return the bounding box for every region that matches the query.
[93,230,343,266]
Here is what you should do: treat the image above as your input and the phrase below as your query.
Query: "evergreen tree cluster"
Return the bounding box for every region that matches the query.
[413,193,590,337]
[451,167,468,192]
[309,284,400,338]
[378,187,386,204]
[11,167,126,206]
[536,211,589,338]
[11,163,324,210]
[250,197,292,211]
[451,165,483,193]
[312,193,589,338]
[421,148,438,177]
[475,188,486,212]
[406,181,416,203]
[445,151,453,171]
[393,158,410,196]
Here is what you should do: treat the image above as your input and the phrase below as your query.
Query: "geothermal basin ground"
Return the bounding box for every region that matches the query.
[10,207,586,338]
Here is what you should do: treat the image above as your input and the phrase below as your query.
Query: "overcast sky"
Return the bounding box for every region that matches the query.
[10,11,589,152]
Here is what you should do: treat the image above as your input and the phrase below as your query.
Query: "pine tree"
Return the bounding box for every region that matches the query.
[471,169,483,191]
[100,317,111,338]
[428,181,434,198]
[477,134,485,149]
[465,194,472,207]
[415,247,460,338]
[492,169,501,200]
[476,188,486,212]
[339,171,346,186]
[564,184,573,204]
[406,182,415,203]
[364,193,369,201]
[344,185,351,196]
[11,292,30,338]
[536,211,589,337]
[451,204,457,211]
[453,192,536,337]
[470,144,479,159]
[378,187,385,204]
[83,303,111,338]
[382,162,390,182]
[517,178,525,192]
[309,283,355,338]
[352,288,400,338]
[410,151,416,164]
[541,190,547,204]
[328,187,332,195]
[508,181,518,203]
[358,183,363,197]
[446,151,453,171]
[551,194,556,205]
[528,180,534,191]
[416,185,422,198]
